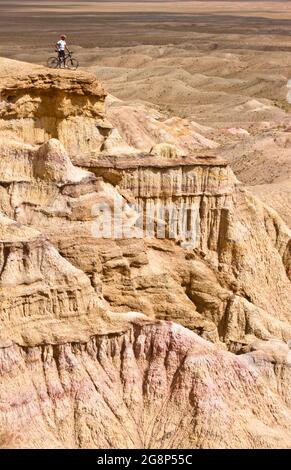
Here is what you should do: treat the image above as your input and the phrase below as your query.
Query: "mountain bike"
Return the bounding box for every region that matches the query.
[47,51,79,70]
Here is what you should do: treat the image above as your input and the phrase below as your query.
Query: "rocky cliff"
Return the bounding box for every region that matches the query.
[0,58,290,448]
[1,321,291,449]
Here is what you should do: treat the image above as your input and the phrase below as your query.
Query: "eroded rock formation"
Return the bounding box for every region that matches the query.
[0,58,291,448]
[1,321,291,449]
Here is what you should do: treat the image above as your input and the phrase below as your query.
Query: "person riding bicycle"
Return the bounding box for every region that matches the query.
[56,35,70,67]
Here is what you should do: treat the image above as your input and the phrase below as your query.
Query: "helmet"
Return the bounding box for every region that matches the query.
[60,35,66,40]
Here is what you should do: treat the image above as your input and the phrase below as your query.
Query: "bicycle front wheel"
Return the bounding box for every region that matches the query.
[47,57,60,69]
[66,58,79,70]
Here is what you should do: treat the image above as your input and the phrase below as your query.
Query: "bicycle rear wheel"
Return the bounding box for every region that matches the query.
[66,58,79,70]
[47,57,60,69]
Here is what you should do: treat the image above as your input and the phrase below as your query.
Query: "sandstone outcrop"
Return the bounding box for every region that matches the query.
[0,58,291,448]
[1,320,291,449]
[0,212,106,348]
[0,58,133,159]
[106,95,219,155]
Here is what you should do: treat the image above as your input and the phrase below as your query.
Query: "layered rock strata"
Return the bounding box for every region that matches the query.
[0,59,290,448]
[1,321,291,449]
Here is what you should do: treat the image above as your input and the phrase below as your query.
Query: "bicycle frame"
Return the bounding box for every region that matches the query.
[58,52,73,65]
[48,51,78,70]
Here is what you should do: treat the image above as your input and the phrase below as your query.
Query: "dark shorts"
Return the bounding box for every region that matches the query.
[58,50,65,58]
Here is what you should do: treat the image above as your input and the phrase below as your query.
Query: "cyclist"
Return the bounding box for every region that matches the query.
[56,35,70,67]
[47,37,78,70]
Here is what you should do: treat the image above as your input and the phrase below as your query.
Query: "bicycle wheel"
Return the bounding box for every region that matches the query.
[47,57,60,69]
[66,58,79,70]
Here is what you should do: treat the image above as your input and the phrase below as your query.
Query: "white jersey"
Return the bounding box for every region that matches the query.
[57,40,66,51]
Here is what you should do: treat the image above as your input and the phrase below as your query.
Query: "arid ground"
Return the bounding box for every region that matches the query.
[0,3,291,449]
[0,1,291,223]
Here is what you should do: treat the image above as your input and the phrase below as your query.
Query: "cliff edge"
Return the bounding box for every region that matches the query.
[0,58,290,448]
